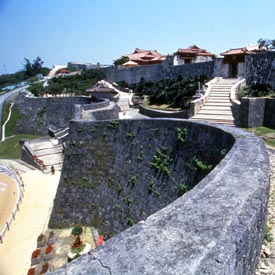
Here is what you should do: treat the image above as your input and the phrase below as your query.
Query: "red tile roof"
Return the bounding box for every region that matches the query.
[175,45,215,57]
[220,45,262,56]
[123,48,166,65]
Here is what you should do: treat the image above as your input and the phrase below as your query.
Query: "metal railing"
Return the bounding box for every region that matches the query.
[0,165,24,243]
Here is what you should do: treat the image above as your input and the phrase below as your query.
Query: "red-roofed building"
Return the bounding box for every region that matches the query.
[173,45,216,65]
[220,45,261,77]
[122,48,166,66]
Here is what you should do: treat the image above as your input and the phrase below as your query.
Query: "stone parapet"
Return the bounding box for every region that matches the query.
[48,119,270,275]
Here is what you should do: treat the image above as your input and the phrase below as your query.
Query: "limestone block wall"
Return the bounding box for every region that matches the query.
[49,119,234,236]
[245,51,275,87]
[264,98,275,128]
[239,97,266,128]
[48,120,270,275]
[239,97,275,128]
[14,94,120,136]
[104,60,215,84]
[15,93,91,135]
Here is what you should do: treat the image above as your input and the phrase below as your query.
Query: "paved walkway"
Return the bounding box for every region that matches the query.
[0,163,60,275]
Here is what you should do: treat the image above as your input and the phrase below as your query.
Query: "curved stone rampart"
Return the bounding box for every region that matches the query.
[49,120,270,275]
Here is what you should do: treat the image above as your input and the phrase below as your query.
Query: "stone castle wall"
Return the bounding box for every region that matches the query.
[104,57,215,84]
[49,119,234,236]
[245,51,275,87]
[48,120,270,275]
[14,93,119,136]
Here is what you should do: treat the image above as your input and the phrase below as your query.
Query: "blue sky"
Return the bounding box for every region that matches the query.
[0,0,274,74]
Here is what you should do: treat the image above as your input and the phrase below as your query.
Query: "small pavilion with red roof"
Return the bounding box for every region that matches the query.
[122,48,166,66]
[173,45,216,65]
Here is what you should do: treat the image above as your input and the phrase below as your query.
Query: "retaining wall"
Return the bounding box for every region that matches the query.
[48,119,270,275]
[139,105,190,118]
[239,97,275,128]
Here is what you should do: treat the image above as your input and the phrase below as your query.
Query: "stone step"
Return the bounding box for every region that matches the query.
[198,110,232,115]
[34,146,63,157]
[191,118,235,126]
[208,94,230,98]
[201,106,231,111]
[205,102,232,106]
[193,114,234,120]
[207,99,231,104]
[210,91,231,94]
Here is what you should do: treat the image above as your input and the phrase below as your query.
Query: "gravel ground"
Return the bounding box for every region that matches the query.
[256,148,275,275]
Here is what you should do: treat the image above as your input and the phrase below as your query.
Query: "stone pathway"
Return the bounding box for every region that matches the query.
[256,147,275,274]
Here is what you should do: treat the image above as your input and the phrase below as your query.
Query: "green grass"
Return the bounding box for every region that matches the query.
[0,134,41,159]
[246,126,275,137]
[1,101,20,137]
[243,126,275,149]
[0,100,41,159]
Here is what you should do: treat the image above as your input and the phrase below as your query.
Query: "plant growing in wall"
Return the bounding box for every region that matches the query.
[108,121,120,129]
[148,179,155,194]
[176,128,188,143]
[131,176,137,188]
[150,146,173,176]
[127,216,136,226]
[150,127,159,136]
[193,156,212,171]
[124,197,132,206]
[126,131,135,139]
[137,145,143,161]
[178,181,188,196]
[38,106,46,118]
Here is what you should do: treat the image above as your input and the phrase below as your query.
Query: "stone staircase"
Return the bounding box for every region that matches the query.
[191,78,239,126]
[28,138,63,173]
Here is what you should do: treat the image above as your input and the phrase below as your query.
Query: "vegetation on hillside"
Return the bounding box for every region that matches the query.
[120,75,208,109]
[23,56,49,78]
[28,69,105,97]
[0,57,49,90]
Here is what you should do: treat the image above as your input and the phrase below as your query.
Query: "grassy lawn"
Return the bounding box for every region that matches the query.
[0,134,41,159]
[142,96,182,111]
[0,100,41,159]
[244,126,275,149]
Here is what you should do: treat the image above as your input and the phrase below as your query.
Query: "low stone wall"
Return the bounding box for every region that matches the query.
[48,119,270,275]
[239,97,266,128]
[239,97,275,128]
[264,98,275,128]
[139,105,190,118]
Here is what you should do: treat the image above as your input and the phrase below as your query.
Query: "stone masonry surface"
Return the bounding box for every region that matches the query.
[48,119,270,274]
[49,119,234,236]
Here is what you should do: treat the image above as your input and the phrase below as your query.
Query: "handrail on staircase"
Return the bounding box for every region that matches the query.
[190,77,220,117]
[230,78,246,104]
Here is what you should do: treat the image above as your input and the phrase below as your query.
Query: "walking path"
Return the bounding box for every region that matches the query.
[0,161,60,275]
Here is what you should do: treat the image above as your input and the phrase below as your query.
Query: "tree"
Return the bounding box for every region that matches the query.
[23,56,48,77]
[257,38,275,50]
[113,56,129,66]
